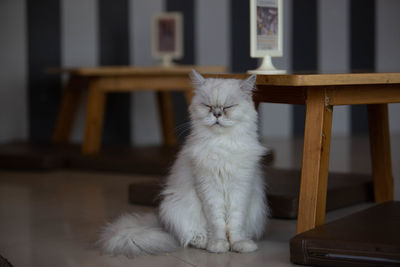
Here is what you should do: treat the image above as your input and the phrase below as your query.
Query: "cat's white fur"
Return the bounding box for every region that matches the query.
[98,70,269,257]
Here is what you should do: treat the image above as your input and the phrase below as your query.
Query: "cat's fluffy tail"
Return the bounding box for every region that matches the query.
[98,212,179,257]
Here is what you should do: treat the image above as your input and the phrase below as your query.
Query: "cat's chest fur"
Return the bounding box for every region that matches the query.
[186,133,265,180]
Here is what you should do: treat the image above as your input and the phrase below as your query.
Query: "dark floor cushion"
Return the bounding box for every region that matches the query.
[290,201,400,266]
[129,167,373,219]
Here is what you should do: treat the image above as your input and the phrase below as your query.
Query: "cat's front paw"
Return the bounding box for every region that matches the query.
[206,239,230,253]
[231,240,258,253]
[190,233,207,249]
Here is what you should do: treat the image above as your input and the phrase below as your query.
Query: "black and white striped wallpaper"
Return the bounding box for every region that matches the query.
[1,0,399,146]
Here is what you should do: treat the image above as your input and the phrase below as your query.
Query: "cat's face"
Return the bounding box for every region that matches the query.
[189,70,257,132]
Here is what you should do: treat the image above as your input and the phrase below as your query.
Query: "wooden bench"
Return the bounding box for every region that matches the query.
[52,66,226,154]
[206,72,400,234]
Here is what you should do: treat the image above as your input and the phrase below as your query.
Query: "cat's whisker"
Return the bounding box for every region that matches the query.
[175,121,191,131]
[177,129,191,139]
[175,121,192,138]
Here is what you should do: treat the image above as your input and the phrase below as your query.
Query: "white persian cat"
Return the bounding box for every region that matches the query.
[99,70,269,257]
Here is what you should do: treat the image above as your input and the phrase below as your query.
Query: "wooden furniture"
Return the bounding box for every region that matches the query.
[290,201,400,266]
[206,72,400,234]
[52,66,226,154]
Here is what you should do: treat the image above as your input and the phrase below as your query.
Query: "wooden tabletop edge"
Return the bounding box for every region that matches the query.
[205,72,400,86]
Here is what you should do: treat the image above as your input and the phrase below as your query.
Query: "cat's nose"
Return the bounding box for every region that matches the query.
[214,112,221,118]
[213,108,222,118]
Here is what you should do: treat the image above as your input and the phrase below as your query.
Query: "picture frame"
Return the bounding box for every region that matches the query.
[151,12,183,67]
[249,0,285,74]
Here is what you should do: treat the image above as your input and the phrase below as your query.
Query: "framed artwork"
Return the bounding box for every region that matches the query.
[249,0,285,74]
[151,12,183,66]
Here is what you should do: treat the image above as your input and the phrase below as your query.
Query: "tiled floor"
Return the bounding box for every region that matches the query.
[0,135,398,267]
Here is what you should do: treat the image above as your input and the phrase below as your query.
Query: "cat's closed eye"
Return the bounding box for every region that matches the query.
[223,104,238,111]
[201,103,238,112]
[202,103,212,110]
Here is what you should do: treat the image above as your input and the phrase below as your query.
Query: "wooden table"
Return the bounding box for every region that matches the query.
[207,72,400,234]
[52,66,226,154]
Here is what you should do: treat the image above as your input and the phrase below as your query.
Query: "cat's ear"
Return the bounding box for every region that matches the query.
[240,74,257,93]
[190,69,206,87]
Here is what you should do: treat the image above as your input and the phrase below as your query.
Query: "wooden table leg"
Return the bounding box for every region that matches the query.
[52,76,82,144]
[82,80,106,155]
[297,88,333,234]
[367,104,394,202]
[157,92,177,146]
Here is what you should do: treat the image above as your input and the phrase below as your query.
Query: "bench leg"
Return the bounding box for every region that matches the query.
[297,88,333,234]
[52,76,82,144]
[157,92,177,146]
[82,81,106,155]
[367,104,394,202]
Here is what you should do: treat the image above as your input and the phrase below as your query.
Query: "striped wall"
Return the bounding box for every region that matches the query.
[0,0,400,146]
[376,0,400,134]
[130,0,164,145]
[27,0,62,142]
[61,0,98,143]
[0,0,27,143]
[99,0,131,145]
[319,0,350,136]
